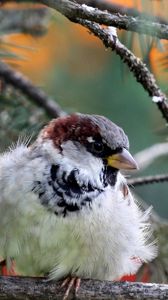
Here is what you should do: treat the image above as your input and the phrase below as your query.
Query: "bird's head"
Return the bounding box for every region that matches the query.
[39,113,137,173]
[33,114,137,216]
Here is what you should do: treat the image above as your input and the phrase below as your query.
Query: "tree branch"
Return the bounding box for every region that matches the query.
[75,20,168,122]
[0,276,168,299]
[40,0,168,40]
[76,0,168,26]
[1,0,168,40]
[128,174,168,187]
[0,8,50,36]
[1,0,168,122]
[0,61,65,118]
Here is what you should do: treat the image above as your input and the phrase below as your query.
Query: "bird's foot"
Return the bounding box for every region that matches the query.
[61,276,81,299]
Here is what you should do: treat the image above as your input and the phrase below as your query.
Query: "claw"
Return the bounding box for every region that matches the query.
[61,276,81,300]
[75,278,81,294]
[63,278,75,300]
[61,277,71,288]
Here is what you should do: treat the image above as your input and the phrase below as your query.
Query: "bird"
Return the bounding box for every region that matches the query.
[0,113,157,298]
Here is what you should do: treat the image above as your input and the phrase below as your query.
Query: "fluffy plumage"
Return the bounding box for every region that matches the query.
[0,113,157,280]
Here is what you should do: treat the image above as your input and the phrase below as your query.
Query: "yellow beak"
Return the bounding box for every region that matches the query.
[107,148,138,170]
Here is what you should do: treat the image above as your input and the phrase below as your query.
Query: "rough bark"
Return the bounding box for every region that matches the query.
[0,276,168,300]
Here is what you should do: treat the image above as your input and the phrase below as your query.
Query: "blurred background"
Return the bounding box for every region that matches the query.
[0,0,168,219]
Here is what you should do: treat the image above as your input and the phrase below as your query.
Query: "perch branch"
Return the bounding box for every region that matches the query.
[1,0,168,39]
[0,276,168,299]
[0,61,65,118]
[0,8,50,36]
[128,174,168,187]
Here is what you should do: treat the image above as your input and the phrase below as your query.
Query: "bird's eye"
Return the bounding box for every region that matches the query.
[91,141,104,153]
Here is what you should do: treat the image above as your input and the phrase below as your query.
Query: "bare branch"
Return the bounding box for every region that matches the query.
[40,0,168,40]
[128,143,168,187]
[0,276,168,299]
[0,8,50,36]
[1,0,168,39]
[0,61,66,118]
[1,0,168,122]
[75,20,168,122]
[76,0,168,25]
[128,174,168,187]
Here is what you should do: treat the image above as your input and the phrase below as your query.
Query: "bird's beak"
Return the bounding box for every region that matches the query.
[107,148,138,170]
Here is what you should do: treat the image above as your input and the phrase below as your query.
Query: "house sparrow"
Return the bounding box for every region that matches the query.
[0,113,156,297]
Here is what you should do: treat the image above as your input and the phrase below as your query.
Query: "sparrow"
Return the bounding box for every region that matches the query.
[0,113,156,297]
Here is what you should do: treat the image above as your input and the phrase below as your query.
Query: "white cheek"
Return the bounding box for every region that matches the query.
[37,139,105,189]
[58,141,104,188]
[61,140,88,164]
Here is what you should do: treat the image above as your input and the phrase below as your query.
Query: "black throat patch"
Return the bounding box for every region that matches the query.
[102,165,118,187]
[32,164,105,217]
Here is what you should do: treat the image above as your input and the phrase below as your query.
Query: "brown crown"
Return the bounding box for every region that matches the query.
[41,114,99,148]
